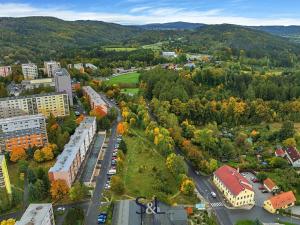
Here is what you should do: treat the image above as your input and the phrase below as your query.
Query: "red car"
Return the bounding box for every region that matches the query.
[259,186,265,190]
[252,178,259,183]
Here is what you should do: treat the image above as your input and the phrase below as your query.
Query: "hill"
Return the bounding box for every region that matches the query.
[136,22,205,30]
[0,17,299,66]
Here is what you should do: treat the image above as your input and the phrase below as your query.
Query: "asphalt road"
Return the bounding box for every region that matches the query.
[84,97,121,225]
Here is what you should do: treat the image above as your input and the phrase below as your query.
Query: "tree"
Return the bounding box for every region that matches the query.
[256,172,268,182]
[119,139,127,154]
[278,121,295,141]
[283,138,296,147]
[63,207,85,225]
[117,122,128,135]
[192,129,217,152]
[69,182,88,201]
[165,153,187,176]
[0,219,16,225]
[33,150,44,162]
[18,160,29,174]
[50,180,69,201]
[208,159,218,173]
[10,146,27,162]
[180,178,195,195]
[269,157,289,168]
[111,176,125,195]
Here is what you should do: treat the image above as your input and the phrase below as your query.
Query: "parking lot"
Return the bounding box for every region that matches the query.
[241,172,272,206]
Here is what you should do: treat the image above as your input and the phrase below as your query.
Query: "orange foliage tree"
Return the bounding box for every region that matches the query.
[76,115,85,125]
[117,122,128,135]
[50,179,69,201]
[10,146,27,162]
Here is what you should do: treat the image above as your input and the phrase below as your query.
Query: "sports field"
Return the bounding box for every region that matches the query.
[106,72,140,85]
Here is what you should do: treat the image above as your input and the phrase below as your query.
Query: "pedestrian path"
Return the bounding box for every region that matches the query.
[211,202,223,208]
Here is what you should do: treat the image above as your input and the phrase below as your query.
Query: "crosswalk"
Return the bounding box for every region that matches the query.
[210,202,223,208]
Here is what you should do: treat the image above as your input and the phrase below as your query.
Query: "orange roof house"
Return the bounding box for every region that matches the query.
[263,178,279,193]
[263,191,296,214]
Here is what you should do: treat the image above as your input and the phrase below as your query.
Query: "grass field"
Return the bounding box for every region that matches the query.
[104,47,137,52]
[142,42,164,51]
[106,72,140,85]
[121,88,139,95]
[120,128,197,204]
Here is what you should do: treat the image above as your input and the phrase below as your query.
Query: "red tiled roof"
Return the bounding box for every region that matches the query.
[263,178,277,190]
[275,149,285,156]
[285,147,300,162]
[214,165,253,196]
[268,191,296,209]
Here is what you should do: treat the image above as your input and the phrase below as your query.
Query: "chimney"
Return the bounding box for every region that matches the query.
[237,167,240,173]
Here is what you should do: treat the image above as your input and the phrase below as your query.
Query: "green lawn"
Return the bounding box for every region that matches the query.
[104,47,137,52]
[120,128,197,204]
[121,88,139,95]
[106,72,140,85]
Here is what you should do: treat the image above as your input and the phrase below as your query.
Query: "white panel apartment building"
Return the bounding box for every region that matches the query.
[22,63,38,80]
[44,61,61,77]
[0,114,48,151]
[48,117,96,187]
[82,86,108,114]
[16,204,55,225]
[0,92,70,119]
[0,66,12,77]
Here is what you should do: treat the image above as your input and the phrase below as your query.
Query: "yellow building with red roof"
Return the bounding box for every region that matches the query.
[263,191,296,214]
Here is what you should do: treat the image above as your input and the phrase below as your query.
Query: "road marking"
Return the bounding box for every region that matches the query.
[211,202,223,208]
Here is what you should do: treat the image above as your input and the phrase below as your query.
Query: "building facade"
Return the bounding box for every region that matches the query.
[0,114,48,151]
[0,155,12,194]
[82,86,108,115]
[263,191,296,214]
[22,63,38,80]
[16,204,55,225]
[48,117,96,187]
[54,69,73,106]
[44,61,61,77]
[0,66,12,77]
[21,78,55,90]
[213,165,255,207]
[0,92,70,119]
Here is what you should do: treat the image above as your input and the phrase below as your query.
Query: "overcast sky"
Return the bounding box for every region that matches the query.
[1,0,300,25]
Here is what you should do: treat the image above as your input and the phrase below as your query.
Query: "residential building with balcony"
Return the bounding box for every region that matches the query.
[0,92,70,119]
[0,155,12,194]
[0,66,12,77]
[82,86,108,115]
[44,61,61,77]
[0,114,48,152]
[22,63,38,80]
[48,117,96,187]
[54,68,73,106]
[213,165,255,207]
[16,203,55,225]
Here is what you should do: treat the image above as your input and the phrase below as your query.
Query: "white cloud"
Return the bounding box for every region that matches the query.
[1,3,300,26]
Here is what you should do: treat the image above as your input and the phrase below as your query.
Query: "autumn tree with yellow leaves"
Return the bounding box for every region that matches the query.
[10,146,27,162]
[50,179,69,201]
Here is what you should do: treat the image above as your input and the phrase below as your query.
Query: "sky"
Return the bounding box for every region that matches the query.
[1,0,300,25]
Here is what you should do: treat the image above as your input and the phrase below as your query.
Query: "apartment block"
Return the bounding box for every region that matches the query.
[0,155,12,194]
[82,86,108,115]
[0,114,48,152]
[0,66,12,77]
[16,204,55,225]
[44,61,61,77]
[0,92,70,119]
[22,63,38,80]
[21,78,55,90]
[48,117,96,187]
[54,69,73,106]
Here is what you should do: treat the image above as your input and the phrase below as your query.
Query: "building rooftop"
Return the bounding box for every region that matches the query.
[16,203,52,225]
[264,178,277,191]
[285,147,300,162]
[0,92,67,101]
[268,191,296,209]
[49,117,96,173]
[54,68,70,77]
[275,149,285,157]
[214,165,253,196]
[82,86,107,106]
[0,114,45,124]
[21,78,54,84]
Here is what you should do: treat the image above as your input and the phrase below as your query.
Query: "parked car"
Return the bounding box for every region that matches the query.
[98,213,107,224]
[259,186,265,190]
[211,192,217,198]
[262,190,268,193]
[75,111,80,116]
[56,207,65,212]
[252,178,259,183]
[107,169,116,175]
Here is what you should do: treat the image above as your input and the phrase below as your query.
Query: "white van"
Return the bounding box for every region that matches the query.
[107,169,116,175]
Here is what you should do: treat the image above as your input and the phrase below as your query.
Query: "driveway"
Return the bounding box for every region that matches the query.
[241,172,272,206]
